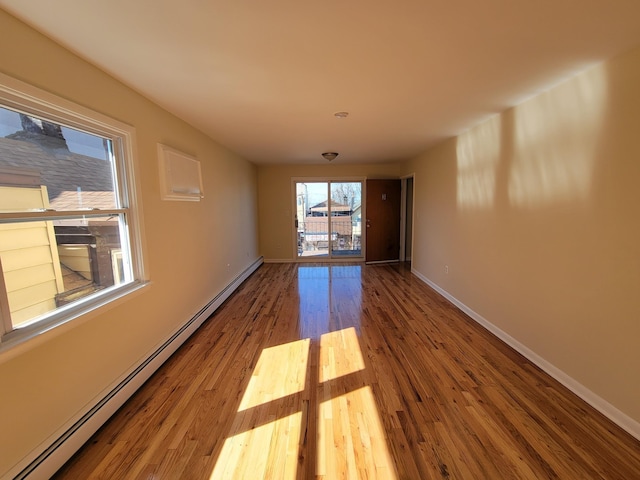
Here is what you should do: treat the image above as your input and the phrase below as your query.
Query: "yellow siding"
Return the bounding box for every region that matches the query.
[11,299,57,327]
[43,184,65,292]
[0,185,64,327]
[0,186,45,211]
[8,280,58,312]
[58,245,91,280]
[0,223,52,250]
[3,264,56,292]
[0,245,57,271]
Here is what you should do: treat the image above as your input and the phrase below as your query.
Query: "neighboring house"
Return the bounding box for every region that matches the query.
[302,200,353,250]
[307,199,350,217]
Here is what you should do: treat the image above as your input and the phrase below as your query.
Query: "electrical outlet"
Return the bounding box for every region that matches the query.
[445,265,449,274]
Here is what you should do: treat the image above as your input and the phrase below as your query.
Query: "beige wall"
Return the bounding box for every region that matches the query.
[402,46,640,425]
[0,10,259,477]
[258,163,402,261]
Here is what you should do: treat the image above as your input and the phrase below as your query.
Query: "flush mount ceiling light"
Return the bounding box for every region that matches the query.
[322,152,339,161]
[334,111,349,119]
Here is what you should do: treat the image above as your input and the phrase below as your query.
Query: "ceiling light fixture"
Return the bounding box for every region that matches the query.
[334,111,349,119]
[322,152,339,161]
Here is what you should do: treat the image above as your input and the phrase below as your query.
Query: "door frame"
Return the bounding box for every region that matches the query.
[291,177,366,262]
[399,173,415,262]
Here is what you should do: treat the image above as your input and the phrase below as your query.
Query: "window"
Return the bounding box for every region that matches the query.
[0,73,145,348]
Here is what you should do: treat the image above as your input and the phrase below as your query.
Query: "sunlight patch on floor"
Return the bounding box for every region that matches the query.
[318,385,397,479]
[238,338,310,411]
[210,327,397,479]
[319,327,365,382]
[210,410,303,480]
[317,327,397,479]
[210,338,310,479]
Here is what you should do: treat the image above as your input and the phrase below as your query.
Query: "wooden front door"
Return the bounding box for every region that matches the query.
[365,179,401,263]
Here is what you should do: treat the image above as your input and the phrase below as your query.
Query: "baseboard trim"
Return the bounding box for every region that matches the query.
[411,268,640,442]
[12,256,264,480]
[365,259,400,265]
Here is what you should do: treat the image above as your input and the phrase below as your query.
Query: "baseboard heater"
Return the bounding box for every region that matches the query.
[13,256,264,480]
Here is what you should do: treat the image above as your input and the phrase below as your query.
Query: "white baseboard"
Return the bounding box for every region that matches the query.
[411,268,640,442]
[11,256,264,480]
[365,259,400,265]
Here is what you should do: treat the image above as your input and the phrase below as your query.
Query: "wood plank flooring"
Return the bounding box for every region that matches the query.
[54,262,640,479]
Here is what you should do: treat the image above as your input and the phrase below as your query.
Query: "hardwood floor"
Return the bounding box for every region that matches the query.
[54,263,640,479]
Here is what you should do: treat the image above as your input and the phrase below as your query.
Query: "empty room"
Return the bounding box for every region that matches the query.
[0,1,639,479]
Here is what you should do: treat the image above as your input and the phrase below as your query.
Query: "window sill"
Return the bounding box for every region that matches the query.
[0,280,150,365]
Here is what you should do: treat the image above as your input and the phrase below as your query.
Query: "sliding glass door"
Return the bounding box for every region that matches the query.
[295,181,362,260]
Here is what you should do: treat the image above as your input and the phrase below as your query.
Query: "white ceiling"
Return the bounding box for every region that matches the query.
[2,1,640,165]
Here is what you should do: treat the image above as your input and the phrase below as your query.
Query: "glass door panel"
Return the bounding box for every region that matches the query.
[330,182,362,257]
[296,181,362,260]
[297,182,329,258]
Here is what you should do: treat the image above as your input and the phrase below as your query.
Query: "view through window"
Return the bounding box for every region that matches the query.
[295,181,362,259]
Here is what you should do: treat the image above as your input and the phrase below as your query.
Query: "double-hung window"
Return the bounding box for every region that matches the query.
[0,73,145,349]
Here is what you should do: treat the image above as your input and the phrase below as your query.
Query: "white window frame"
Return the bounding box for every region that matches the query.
[0,72,147,353]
